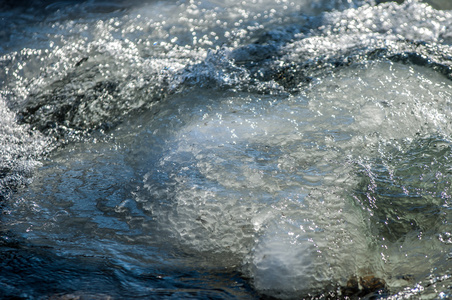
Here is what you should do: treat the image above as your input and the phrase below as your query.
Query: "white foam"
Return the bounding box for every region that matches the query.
[0,97,48,197]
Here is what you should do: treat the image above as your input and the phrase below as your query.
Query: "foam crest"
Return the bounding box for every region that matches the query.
[284,1,452,61]
[0,97,49,199]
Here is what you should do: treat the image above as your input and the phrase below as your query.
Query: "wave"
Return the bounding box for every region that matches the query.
[0,0,451,298]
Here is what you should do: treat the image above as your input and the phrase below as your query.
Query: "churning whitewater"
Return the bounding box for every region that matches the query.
[0,0,451,298]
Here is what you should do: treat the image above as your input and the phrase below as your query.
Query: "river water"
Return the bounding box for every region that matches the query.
[0,0,451,299]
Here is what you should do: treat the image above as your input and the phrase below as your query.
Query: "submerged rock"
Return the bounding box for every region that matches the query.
[342,275,388,298]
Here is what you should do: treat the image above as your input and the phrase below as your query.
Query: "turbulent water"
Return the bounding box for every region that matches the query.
[1,0,452,298]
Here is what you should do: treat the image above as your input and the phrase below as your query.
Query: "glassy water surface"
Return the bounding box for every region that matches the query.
[0,0,452,299]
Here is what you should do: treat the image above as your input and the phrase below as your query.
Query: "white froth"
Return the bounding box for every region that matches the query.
[0,97,48,196]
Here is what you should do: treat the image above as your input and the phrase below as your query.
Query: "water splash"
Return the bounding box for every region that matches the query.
[0,0,451,299]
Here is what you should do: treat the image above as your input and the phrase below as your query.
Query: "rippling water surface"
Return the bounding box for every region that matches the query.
[1,0,452,298]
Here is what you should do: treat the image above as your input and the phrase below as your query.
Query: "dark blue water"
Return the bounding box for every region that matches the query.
[0,0,452,299]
